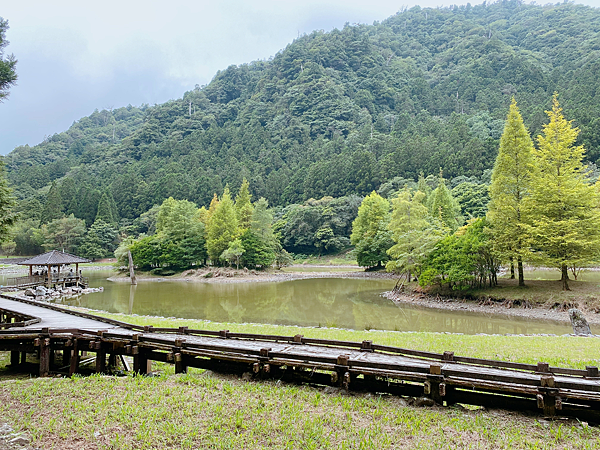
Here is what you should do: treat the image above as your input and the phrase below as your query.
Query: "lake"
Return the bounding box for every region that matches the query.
[18,269,572,335]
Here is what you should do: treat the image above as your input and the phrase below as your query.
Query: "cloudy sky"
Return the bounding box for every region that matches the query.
[1,0,598,155]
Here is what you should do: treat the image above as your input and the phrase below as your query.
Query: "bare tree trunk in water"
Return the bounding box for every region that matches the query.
[510,261,515,279]
[517,257,525,287]
[561,264,570,291]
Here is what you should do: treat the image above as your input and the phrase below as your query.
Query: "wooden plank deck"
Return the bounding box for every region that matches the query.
[1,293,599,421]
[0,296,122,331]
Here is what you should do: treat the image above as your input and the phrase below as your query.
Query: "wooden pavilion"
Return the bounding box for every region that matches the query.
[14,250,91,289]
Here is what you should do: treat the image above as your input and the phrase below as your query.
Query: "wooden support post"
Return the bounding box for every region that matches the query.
[95,343,106,373]
[10,351,19,367]
[62,349,71,367]
[360,340,373,352]
[586,366,599,378]
[69,339,80,377]
[39,338,50,377]
[108,354,117,369]
[539,375,557,417]
[335,354,350,388]
[20,352,26,366]
[133,347,150,375]
[174,353,186,374]
[426,363,444,405]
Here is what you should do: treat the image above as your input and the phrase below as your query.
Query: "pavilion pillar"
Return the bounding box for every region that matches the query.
[47,264,51,288]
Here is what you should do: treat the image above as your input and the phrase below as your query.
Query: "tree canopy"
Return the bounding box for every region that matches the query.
[0,18,17,102]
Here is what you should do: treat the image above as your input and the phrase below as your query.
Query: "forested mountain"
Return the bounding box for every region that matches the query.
[5,0,600,221]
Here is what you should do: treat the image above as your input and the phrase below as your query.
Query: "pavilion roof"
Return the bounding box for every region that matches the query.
[17,250,91,266]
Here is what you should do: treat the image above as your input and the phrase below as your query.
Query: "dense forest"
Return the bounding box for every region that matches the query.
[3,1,600,264]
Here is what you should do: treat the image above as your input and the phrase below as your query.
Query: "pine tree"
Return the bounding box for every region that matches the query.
[525,94,600,290]
[350,191,392,268]
[95,192,115,225]
[235,178,253,231]
[206,187,238,263]
[427,171,462,232]
[416,172,431,201]
[40,181,63,225]
[107,190,119,224]
[487,98,534,286]
[0,159,16,243]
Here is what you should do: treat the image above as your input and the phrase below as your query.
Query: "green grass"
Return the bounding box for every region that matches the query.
[292,249,358,266]
[70,309,600,369]
[1,312,599,448]
[1,368,598,449]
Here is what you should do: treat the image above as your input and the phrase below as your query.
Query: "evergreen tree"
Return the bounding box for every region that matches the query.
[416,172,431,200]
[350,191,392,268]
[387,189,444,280]
[206,187,238,263]
[487,98,534,286]
[427,171,462,232]
[240,229,275,269]
[77,185,101,227]
[0,159,16,243]
[235,178,253,231]
[95,192,115,225]
[107,190,119,224]
[79,219,119,260]
[525,95,600,290]
[40,181,63,225]
[250,197,275,246]
[0,18,17,102]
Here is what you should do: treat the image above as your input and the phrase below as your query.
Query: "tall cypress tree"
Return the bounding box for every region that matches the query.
[350,191,392,268]
[0,159,16,242]
[206,187,238,263]
[235,178,253,231]
[525,95,600,290]
[427,171,462,232]
[487,98,534,286]
[95,192,115,225]
[40,181,63,225]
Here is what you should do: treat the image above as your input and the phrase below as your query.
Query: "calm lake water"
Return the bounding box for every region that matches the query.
[8,269,568,335]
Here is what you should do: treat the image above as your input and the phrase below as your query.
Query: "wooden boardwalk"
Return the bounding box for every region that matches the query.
[1,293,599,422]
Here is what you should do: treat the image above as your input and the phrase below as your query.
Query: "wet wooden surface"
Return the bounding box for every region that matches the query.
[0,296,121,331]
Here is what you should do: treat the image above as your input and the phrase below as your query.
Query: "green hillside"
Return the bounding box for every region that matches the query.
[5,0,600,220]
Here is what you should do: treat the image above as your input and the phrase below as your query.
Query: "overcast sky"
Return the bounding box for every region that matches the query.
[1,0,598,155]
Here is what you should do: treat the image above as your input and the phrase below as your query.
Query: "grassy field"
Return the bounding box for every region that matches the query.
[1,313,599,449]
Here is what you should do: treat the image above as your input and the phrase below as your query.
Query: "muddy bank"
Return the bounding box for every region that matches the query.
[383,289,600,326]
[107,266,394,284]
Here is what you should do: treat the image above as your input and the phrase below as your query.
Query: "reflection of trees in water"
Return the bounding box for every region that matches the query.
[74,275,569,335]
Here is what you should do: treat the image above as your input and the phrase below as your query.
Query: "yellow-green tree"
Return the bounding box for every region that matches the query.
[487,98,534,286]
[235,178,253,231]
[525,95,600,290]
[350,191,392,268]
[206,187,238,264]
[386,189,444,280]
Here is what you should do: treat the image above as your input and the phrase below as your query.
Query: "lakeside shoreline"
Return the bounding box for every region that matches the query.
[3,263,599,327]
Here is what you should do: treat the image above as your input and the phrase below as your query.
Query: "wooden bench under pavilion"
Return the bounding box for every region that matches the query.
[11,250,91,289]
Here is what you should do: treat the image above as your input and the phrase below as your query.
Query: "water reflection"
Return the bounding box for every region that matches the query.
[43,271,574,335]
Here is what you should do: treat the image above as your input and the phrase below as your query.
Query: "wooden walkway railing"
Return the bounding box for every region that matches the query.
[0,295,599,422]
[5,275,89,288]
